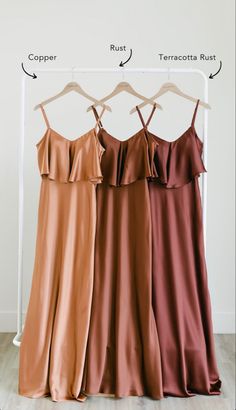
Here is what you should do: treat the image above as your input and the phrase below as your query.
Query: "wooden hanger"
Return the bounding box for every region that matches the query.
[34,81,111,111]
[87,81,162,112]
[130,82,211,114]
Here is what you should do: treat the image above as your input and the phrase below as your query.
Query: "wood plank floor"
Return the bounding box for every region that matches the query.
[0,334,235,410]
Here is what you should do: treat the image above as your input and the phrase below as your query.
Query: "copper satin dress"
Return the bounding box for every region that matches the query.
[82,106,163,399]
[137,100,221,397]
[18,106,105,402]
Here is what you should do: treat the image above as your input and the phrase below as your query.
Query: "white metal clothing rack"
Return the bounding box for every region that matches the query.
[13,67,209,346]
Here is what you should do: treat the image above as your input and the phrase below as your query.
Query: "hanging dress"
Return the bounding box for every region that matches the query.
[82,106,163,400]
[136,100,221,397]
[18,106,105,402]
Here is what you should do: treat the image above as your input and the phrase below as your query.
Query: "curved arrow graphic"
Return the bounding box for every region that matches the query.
[209,61,222,79]
[119,49,133,67]
[21,63,37,79]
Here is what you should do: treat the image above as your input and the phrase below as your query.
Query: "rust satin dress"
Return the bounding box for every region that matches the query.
[18,106,105,402]
[140,100,221,397]
[82,106,163,399]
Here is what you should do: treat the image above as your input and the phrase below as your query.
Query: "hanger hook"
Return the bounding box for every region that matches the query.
[71,66,76,81]
[121,67,125,81]
[168,67,170,81]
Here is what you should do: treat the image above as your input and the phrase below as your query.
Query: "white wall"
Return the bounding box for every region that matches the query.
[0,0,234,333]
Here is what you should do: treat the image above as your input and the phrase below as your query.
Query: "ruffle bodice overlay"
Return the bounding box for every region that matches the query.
[96,128,158,186]
[36,128,105,183]
[149,125,206,188]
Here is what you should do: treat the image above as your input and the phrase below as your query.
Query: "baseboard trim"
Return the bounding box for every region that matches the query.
[212,311,235,334]
[0,311,17,332]
[0,310,235,333]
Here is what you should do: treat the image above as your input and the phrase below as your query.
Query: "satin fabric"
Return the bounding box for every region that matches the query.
[18,128,104,402]
[148,125,221,396]
[82,128,163,399]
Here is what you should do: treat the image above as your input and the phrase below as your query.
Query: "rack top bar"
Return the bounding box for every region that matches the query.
[28,67,207,79]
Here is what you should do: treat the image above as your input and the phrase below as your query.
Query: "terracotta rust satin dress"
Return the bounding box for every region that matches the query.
[82,106,163,399]
[142,100,221,397]
[18,106,105,402]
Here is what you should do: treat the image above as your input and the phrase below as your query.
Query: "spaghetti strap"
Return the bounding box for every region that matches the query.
[136,104,157,129]
[136,106,146,128]
[91,105,104,130]
[39,104,50,129]
[191,99,200,127]
[146,103,157,127]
